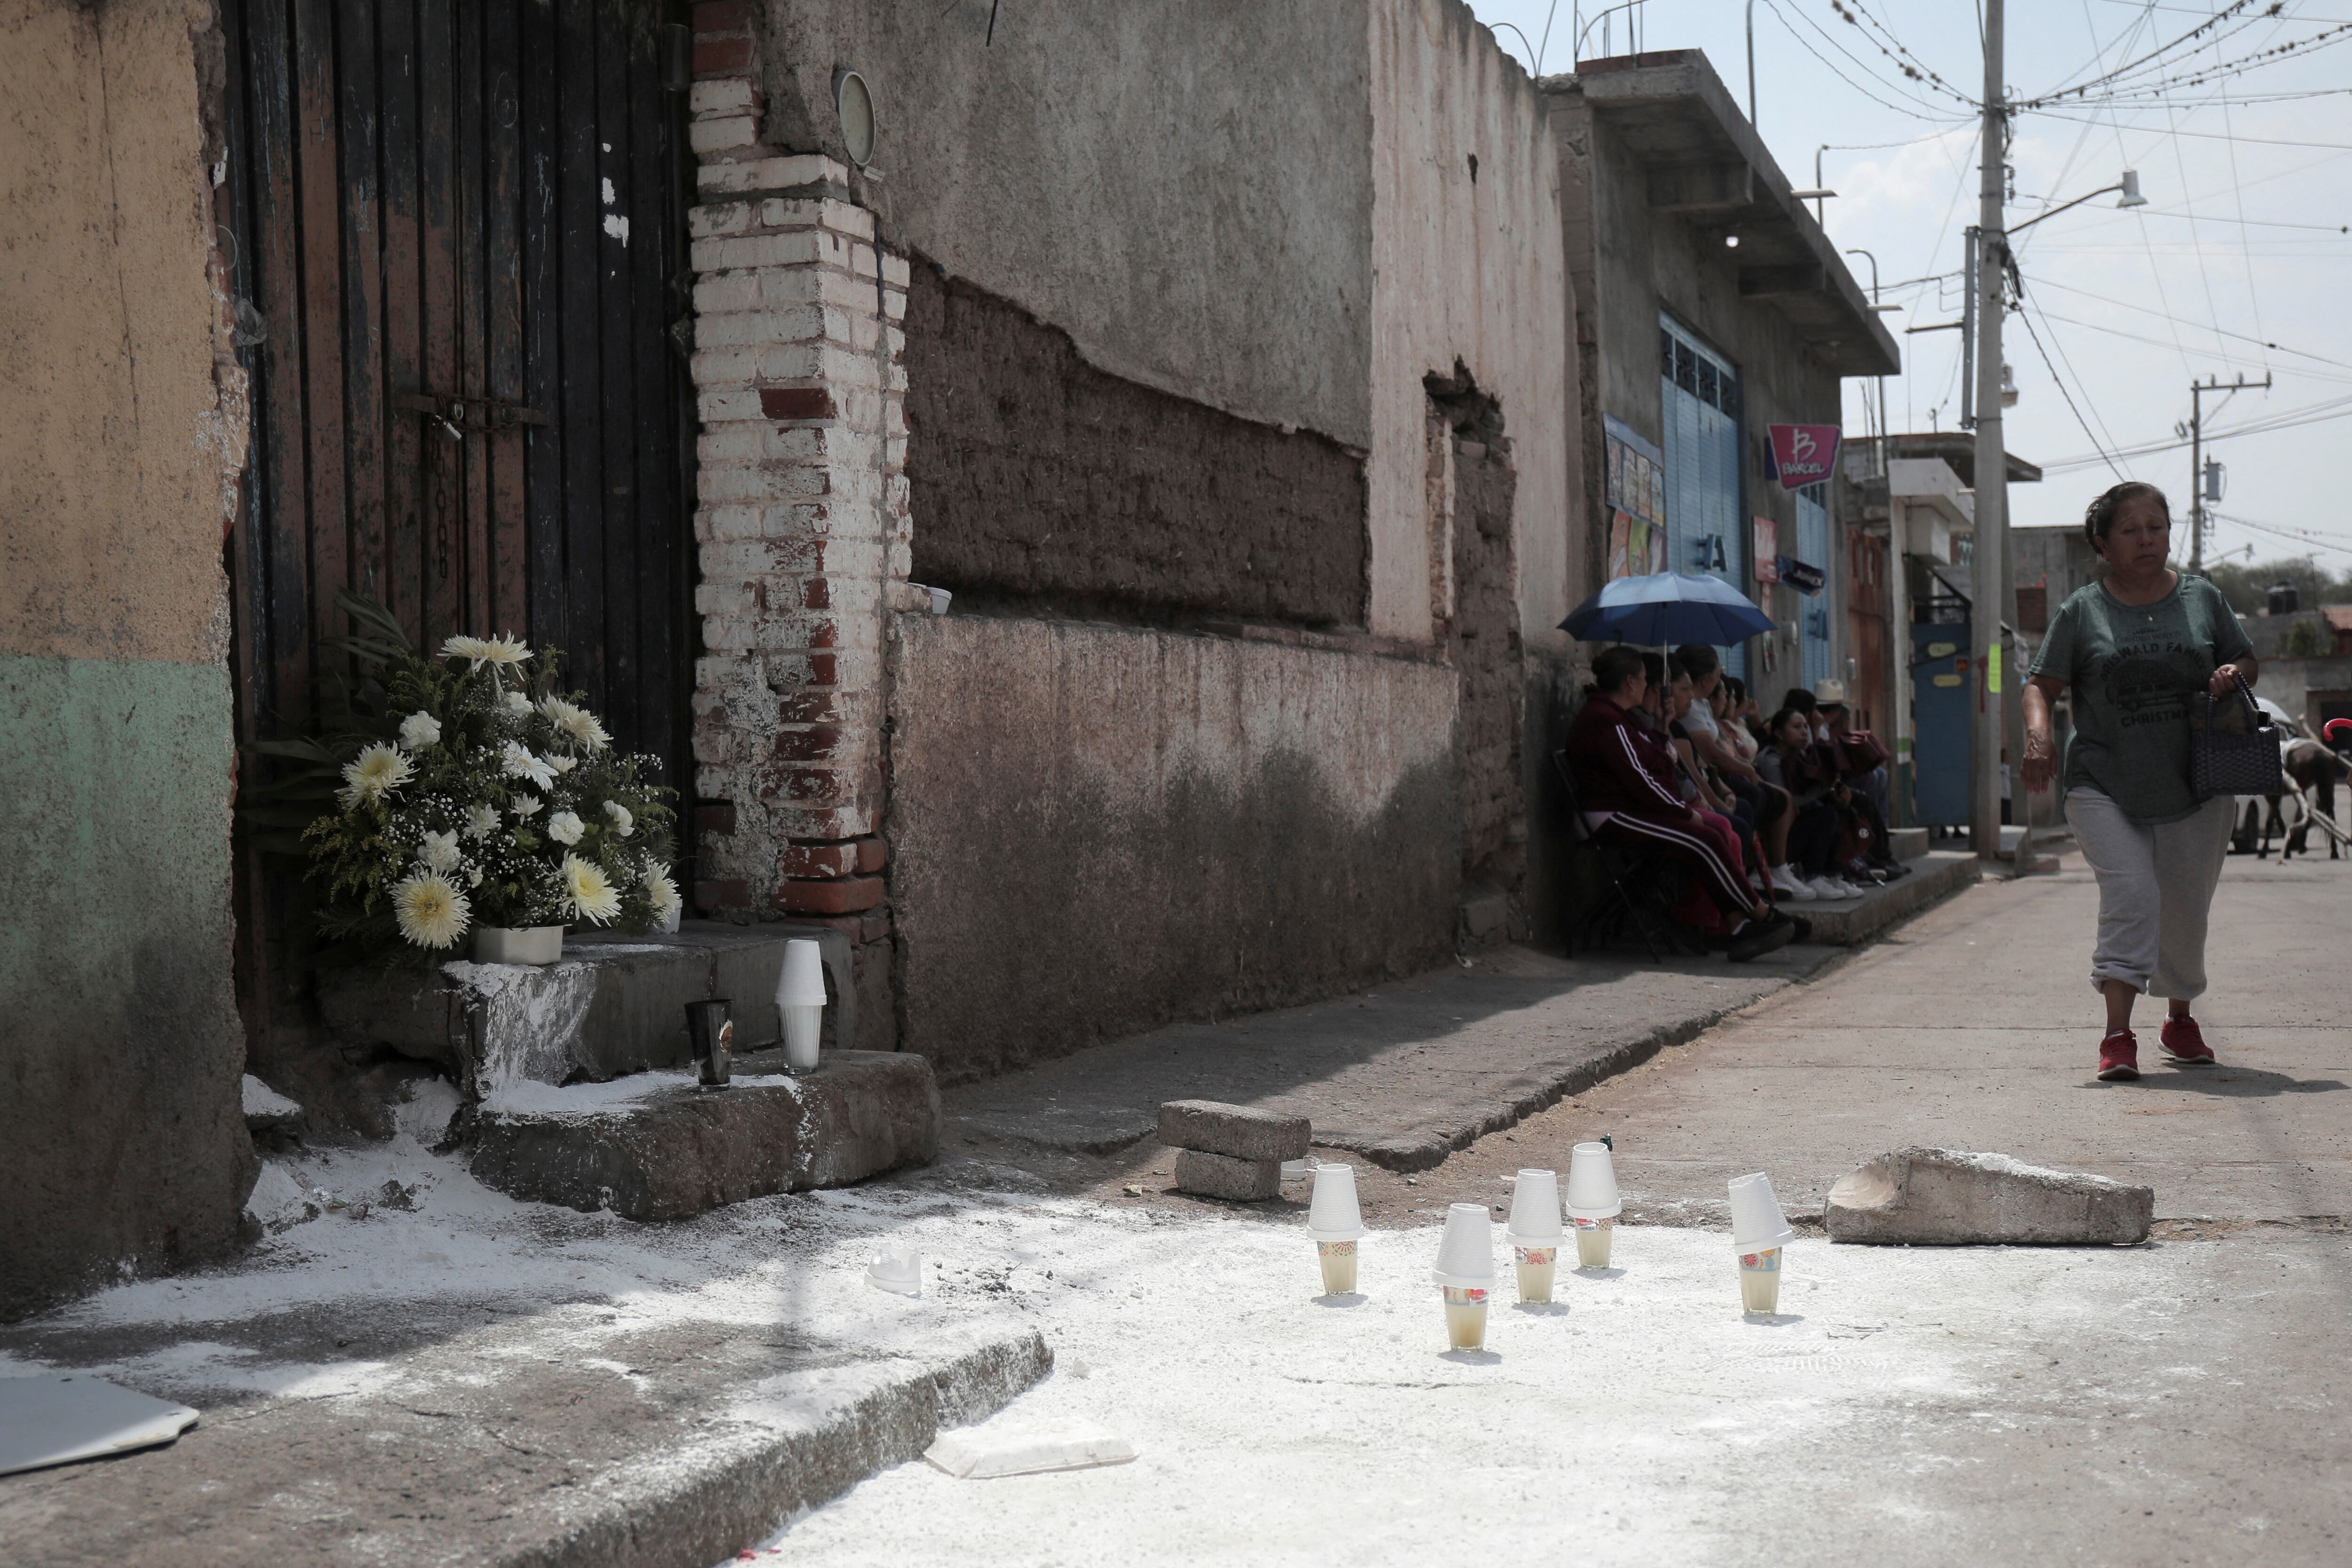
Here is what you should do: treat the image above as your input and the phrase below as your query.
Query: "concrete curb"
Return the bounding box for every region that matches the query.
[1799,851,1980,947]
[1312,992,1784,1172]
[507,1327,1052,1568]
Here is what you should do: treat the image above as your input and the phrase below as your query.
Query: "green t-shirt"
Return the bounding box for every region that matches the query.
[2028,572,2253,825]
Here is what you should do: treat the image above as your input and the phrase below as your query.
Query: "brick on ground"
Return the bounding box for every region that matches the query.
[1156,1099,1311,1163]
[1172,1148,1283,1203]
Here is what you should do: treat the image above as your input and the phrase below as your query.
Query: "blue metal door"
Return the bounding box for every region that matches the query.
[1660,318,1747,678]
[1795,483,1833,689]
[1910,622,1971,827]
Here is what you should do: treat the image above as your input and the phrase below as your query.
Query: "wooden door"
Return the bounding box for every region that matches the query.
[219,0,693,1030]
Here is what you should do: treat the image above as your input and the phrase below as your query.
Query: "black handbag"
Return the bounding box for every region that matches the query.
[2191,673,2284,800]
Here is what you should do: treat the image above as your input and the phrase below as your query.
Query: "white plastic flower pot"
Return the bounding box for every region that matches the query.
[472,924,565,965]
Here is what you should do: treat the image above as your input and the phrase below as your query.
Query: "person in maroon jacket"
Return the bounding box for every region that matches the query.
[1567,646,1796,962]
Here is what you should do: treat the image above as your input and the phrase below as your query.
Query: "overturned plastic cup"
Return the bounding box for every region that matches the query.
[1433,1202,1495,1350]
[867,1246,921,1297]
[1728,1172,1796,1315]
[1567,1141,1623,1269]
[777,939,827,1071]
[1505,1169,1564,1303]
[1304,1162,1367,1295]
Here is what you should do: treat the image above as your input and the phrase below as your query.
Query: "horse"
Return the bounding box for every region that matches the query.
[2241,735,2352,859]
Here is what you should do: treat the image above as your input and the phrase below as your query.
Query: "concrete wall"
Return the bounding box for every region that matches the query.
[0,0,255,1316]
[886,615,1459,1083]
[758,0,1373,448]
[1552,75,1845,710]
[1368,0,1577,649]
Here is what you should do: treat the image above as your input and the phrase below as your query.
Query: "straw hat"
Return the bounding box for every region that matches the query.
[1810,677,1850,707]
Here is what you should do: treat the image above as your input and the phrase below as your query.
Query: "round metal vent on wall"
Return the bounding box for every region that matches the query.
[834,70,875,167]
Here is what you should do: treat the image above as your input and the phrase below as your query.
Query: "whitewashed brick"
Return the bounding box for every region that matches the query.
[690,79,755,117]
[690,116,760,154]
[696,153,851,195]
[692,272,761,313]
[696,389,765,422]
[691,231,824,272]
[688,201,753,239]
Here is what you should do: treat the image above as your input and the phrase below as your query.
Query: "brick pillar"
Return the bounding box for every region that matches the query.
[684,0,912,964]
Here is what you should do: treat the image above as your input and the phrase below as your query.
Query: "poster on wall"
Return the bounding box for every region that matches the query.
[1602,415,1666,581]
[1766,423,1842,488]
[1752,517,1780,583]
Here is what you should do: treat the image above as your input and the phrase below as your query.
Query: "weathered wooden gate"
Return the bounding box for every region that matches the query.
[219,0,694,1027]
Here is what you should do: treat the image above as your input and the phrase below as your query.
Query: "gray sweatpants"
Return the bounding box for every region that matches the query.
[2063,786,2233,998]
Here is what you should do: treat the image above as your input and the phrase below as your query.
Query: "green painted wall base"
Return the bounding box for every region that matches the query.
[0,653,255,1319]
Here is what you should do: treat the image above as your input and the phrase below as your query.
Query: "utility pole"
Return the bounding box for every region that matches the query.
[1969,0,2007,866]
[2185,374,2270,573]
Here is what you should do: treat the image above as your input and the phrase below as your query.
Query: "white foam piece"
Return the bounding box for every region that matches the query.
[924,1422,1136,1479]
[0,1374,199,1476]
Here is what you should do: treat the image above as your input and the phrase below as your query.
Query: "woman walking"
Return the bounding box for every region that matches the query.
[2022,481,2257,1081]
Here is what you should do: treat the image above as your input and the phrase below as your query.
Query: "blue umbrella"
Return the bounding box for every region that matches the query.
[1558,571,1776,646]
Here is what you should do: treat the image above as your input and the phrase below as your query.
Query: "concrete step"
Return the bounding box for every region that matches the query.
[469,1049,939,1220]
[318,920,854,1095]
[1886,826,1931,860]
[1795,851,1980,947]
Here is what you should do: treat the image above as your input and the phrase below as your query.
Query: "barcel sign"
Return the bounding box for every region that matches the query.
[1768,424,1842,488]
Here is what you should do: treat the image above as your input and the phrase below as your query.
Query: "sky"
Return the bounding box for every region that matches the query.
[1462,0,2352,573]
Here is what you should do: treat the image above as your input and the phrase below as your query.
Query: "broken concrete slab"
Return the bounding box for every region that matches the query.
[1826,1147,2154,1246]
[467,1049,939,1220]
[1172,1148,1282,1202]
[316,921,855,1093]
[238,1075,303,1151]
[1156,1100,1311,1163]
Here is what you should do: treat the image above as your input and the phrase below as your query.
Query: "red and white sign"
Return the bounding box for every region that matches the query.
[1768,423,1842,488]
[1752,517,1779,583]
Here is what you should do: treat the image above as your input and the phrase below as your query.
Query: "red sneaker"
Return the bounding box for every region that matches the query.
[2161,1015,2216,1065]
[2098,1030,2141,1082]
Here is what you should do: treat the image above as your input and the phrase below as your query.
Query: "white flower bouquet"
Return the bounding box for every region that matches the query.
[251,594,678,959]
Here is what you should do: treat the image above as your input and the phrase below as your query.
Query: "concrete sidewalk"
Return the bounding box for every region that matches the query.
[950,850,1977,1172]
[0,1141,1049,1568]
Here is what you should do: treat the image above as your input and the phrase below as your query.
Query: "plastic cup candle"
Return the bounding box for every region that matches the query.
[1432,1203,1496,1350]
[1504,1169,1565,1303]
[1728,1172,1796,1315]
[1304,1163,1367,1295]
[1566,1141,1623,1268]
[776,939,827,1071]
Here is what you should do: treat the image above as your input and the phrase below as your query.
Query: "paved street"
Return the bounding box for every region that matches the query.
[754,847,2352,1566]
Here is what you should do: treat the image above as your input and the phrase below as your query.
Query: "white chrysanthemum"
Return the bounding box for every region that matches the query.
[603,800,634,837]
[337,743,414,809]
[562,853,621,924]
[398,710,441,749]
[479,634,530,667]
[465,802,501,840]
[417,829,462,873]
[500,740,556,790]
[539,697,611,752]
[392,869,469,950]
[546,811,585,846]
[643,863,680,918]
[510,795,543,818]
[502,690,533,717]
[550,754,579,775]
[441,634,491,665]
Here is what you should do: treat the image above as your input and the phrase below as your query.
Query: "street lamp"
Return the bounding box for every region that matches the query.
[2008,170,2147,235]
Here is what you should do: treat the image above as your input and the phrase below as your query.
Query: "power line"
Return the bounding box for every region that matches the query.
[2023,273,2352,371]
[2024,0,2266,104]
[2025,306,2352,383]
[2207,509,2352,558]
[2017,302,2129,478]
[1760,0,1978,125]
[1823,0,1981,108]
[2041,391,2352,471]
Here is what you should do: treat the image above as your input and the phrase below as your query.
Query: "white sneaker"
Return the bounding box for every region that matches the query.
[1807,876,1851,899]
[1829,877,1868,898]
[1771,864,1816,900]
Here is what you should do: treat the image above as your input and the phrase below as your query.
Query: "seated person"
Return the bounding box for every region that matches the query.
[1675,648,1797,893]
[1567,646,1795,961]
[1812,681,1905,877]
[1756,705,1863,899]
[1664,657,1775,901]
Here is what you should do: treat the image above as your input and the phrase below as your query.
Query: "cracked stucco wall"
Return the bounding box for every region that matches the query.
[0,0,256,1318]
